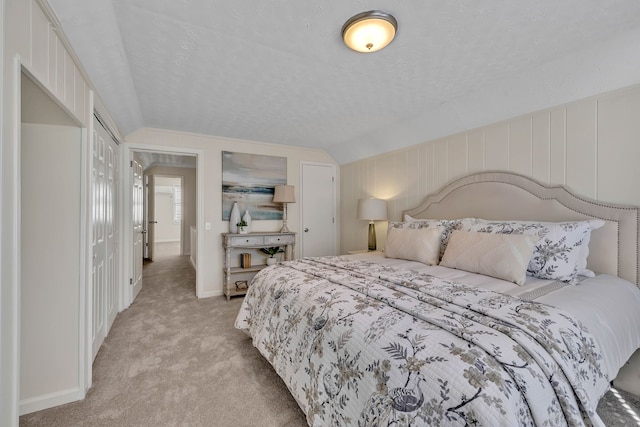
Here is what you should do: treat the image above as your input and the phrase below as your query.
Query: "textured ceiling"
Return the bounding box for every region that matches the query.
[48,0,640,164]
[135,151,196,170]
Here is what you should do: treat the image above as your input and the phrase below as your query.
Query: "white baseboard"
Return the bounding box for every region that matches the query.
[155,239,180,243]
[20,387,84,415]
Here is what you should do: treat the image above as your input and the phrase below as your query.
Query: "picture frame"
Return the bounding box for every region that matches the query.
[222,151,287,220]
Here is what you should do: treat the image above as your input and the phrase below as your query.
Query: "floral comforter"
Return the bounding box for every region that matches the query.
[235,257,608,426]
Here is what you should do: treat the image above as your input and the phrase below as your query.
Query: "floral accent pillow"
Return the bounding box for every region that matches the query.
[458,219,593,283]
[388,216,462,260]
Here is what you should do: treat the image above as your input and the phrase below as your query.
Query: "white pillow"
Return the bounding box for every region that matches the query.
[440,230,539,285]
[459,219,593,283]
[385,226,443,266]
[576,219,605,277]
[391,216,461,260]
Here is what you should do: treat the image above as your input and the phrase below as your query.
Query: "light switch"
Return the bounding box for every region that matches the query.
[205,222,211,230]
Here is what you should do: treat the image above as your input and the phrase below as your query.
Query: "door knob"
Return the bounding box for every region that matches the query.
[149,221,158,224]
[141,230,147,234]
[304,228,309,232]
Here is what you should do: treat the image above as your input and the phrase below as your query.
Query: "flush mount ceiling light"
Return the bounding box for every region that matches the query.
[342,10,398,53]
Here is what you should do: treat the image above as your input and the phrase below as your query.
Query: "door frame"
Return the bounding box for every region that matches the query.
[151,174,184,257]
[122,143,204,307]
[299,161,339,257]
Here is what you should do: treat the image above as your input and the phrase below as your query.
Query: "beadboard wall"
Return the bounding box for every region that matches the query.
[340,84,640,254]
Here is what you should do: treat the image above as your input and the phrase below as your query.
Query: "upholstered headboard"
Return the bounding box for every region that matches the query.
[403,171,640,286]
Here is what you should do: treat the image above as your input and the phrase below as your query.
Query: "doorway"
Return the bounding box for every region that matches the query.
[151,175,183,259]
[125,148,202,304]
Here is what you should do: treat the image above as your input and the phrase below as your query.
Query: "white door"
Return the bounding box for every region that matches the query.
[146,174,156,261]
[143,175,149,259]
[131,157,144,301]
[301,162,336,257]
[92,119,121,359]
[91,129,107,358]
[105,133,119,331]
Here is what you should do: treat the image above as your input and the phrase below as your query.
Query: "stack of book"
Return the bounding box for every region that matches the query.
[240,253,251,268]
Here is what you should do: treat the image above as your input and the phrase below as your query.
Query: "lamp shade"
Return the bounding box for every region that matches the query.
[273,185,295,203]
[357,198,388,221]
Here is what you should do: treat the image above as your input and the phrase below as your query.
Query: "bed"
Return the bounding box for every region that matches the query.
[235,171,640,426]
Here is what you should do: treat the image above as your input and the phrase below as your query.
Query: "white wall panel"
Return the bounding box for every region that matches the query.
[426,143,435,195]
[74,77,85,124]
[355,161,369,250]
[340,83,640,252]
[549,108,566,184]
[531,112,550,183]
[566,100,597,198]
[433,139,448,191]
[31,2,49,84]
[448,134,468,182]
[48,26,57,92]
[55,36,65,101]
[597,87,640,205]
[510,117,532,176]
[418,144,428,199]
[467,129,484,174]
[374,153,398,223]
[340,164,354,250]
[365,158,375,197]
[393,151,409,215]
[484,123,509,170]
[407,146,420,209]
[63,50,74,110]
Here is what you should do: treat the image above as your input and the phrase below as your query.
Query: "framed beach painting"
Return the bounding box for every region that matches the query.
[222,151,287,220]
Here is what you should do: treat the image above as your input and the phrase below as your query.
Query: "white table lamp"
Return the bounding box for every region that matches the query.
[357,198,388,251]
[273,185,296,232]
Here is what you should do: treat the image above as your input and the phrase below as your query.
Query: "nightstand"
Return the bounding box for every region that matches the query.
[221,232,296,300]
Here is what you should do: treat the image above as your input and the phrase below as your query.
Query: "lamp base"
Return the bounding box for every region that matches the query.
[280,204,290,233]
[368,222,377,251]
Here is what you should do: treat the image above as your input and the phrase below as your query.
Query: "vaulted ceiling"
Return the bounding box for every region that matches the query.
[48,1,640,164]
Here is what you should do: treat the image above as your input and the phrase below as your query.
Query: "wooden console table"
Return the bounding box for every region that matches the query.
[221,232,296,300]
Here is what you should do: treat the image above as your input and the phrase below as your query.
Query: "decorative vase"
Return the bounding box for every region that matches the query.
[266,257,277,265]
[243,210,252,233]
[229,201,240,233]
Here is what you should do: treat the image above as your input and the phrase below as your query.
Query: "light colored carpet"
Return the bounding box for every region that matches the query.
[20,245,306,427]
[19,245,640,426]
